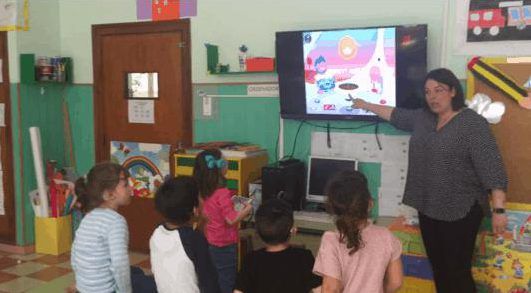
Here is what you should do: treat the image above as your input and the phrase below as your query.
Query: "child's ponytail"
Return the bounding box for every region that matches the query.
[74,176,90,213]
[325,170,371,254]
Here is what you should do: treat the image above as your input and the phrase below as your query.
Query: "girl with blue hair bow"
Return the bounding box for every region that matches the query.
[193,149,253,293]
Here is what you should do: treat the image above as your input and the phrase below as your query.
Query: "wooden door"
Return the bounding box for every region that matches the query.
[93,20,192,251]
[0,31,15,243]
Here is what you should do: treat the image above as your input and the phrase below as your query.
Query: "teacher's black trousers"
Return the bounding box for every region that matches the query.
[418,203,483,293]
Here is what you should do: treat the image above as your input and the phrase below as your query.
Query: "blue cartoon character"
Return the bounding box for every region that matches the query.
[493,251,504,270]
[512,258,524,279]
[314,55,327,74]
[317,77,336,94]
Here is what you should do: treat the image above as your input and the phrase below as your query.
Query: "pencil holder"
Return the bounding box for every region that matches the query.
[35,215,72,255]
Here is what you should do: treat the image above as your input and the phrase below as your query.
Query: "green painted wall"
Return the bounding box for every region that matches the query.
[193,84,280,162]
[11,83,95,245]
[18,83,68,244]
[64,85,95,176]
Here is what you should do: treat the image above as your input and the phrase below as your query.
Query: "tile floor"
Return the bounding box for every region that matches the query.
[0,250,151,293]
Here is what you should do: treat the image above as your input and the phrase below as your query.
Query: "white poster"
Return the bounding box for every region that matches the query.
[0,0,16,28]
[0,103,5,126]
[128,100,155,124]
[311,132,413,217]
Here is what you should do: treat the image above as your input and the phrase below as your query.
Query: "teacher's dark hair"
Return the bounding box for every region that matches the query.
[424,68,465,111]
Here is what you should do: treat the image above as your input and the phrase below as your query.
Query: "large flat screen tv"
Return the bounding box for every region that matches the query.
[276,24,427,121]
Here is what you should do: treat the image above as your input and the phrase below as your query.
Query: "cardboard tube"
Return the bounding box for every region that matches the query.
[29,127,49,217]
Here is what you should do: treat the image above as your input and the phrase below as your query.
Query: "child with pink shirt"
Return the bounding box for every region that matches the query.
[314,170,403,293]
[193,149,253,293]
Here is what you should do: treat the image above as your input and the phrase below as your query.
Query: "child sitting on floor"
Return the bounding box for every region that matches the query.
[150,176,220,293]
[234,199,322,293]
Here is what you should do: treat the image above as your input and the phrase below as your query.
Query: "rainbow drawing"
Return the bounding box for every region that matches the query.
[110,141,171,199]
[122,156,162,177]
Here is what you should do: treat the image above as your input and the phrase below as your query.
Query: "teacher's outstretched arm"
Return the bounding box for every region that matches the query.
[352,99,395,121]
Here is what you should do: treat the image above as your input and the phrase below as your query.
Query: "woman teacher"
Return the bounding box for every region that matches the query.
[353,68,508,293]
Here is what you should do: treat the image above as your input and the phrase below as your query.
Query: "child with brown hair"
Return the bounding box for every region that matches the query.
[193,149,253,293]
[71,162,133,293]
[314,170,403,293]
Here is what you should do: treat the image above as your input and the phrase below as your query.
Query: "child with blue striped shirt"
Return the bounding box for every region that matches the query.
[71,162,133,293]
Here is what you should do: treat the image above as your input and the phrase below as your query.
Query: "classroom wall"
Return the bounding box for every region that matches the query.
[6,0,63,244]
[8,0,475,245]
[58,0,137,84]
[53,0,472,84]
[7,0,61,83]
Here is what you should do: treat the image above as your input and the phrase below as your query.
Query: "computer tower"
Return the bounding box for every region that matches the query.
[261,159,306,210]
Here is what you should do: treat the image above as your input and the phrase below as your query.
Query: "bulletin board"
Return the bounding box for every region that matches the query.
[467,58,531,204]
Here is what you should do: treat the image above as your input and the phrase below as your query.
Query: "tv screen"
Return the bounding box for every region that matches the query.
[276,24,427,121]
[307,156,358,203]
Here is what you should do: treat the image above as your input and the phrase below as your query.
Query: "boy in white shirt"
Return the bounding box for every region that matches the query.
[150,176,221,293]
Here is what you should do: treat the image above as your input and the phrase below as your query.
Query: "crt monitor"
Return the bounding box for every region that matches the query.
[306,156,358,203]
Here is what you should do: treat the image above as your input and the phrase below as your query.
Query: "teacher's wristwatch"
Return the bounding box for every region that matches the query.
[492,208,505,214]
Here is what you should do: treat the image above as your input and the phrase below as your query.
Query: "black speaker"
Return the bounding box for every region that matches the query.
[261,159,306,210]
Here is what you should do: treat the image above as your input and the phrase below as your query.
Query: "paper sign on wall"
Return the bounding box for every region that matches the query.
[128,100,155,124]
[0,103,5,126]
[0,0,29,31]
[311,132,413,218]
[247,84,279,97]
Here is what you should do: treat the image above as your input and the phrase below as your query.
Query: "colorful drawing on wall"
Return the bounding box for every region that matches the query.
[136,0,197,21]
[467,0,531,42]
[473,207,531,293]
[110,141,170,198]
[0,0,28,31]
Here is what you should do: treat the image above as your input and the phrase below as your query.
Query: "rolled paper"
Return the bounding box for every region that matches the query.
[29,127,49,217]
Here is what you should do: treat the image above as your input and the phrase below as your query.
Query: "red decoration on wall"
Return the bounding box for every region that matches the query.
[152,0,180,21]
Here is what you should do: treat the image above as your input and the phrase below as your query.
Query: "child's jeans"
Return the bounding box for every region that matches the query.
[208,244,237,293]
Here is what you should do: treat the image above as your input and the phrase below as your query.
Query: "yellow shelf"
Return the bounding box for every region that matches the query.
[174,152,268,195]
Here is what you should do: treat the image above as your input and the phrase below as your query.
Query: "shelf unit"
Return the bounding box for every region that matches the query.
[205,44,276,75]
[20,53,73,84]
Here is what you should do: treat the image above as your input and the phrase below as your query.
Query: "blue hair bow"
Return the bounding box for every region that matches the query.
[204,155,227,169]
